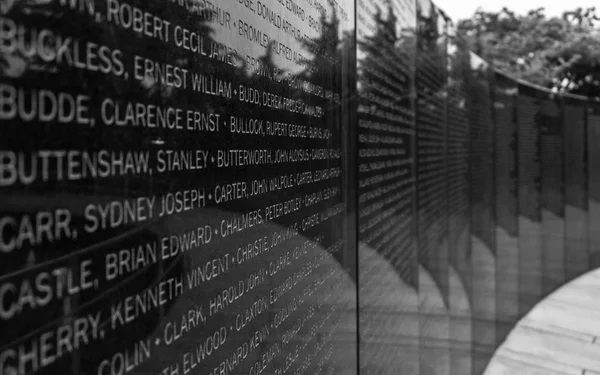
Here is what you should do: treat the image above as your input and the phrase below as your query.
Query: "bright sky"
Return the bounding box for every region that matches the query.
[433,0,599,21]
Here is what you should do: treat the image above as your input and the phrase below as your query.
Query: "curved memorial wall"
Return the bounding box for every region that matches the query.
[0,1,596,375]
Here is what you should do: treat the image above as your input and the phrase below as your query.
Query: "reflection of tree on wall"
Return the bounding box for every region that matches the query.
[299,8,357,128]
[357,1,416,125]
[301,10,340,85]
[357,1,419,288]
[358,1,413,104]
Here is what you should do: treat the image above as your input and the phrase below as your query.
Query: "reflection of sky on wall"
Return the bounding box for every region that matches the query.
[208,0,354,76]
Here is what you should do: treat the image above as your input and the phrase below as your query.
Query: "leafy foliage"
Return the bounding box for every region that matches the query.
[457,7,600,97]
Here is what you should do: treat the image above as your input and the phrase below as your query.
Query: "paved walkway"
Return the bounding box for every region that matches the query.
[485,268,600,375]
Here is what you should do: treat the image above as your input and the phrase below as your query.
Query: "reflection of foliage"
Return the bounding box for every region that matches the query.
[416,1,447,98]
[458,7,600,97]
[301,9,340,84]
[298,7,356,137]
[300,8,356,103]
[358,2,414,106]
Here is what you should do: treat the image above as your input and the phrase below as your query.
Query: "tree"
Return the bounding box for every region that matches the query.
[457,7,600,97]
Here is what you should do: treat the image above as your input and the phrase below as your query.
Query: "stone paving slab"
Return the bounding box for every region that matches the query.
[485,268,600,375]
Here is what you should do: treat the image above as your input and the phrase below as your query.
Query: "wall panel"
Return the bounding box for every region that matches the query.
[539,92,565,295]
[517,83,543,317]
[416,1,450,373]
[493,71,519,347]
[447,26,473,375]
[564,96,589,280]
[416,0,449,305]
[589,103,600,267]
[0,1,358,375]
[467,55,496,375]
[356,0,419,372]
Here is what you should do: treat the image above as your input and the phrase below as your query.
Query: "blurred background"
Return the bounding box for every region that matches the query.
[438,2,600,98]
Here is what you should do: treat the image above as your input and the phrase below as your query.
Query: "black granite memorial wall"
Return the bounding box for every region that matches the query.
[0,1,358,375]
[2,1,599,375]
